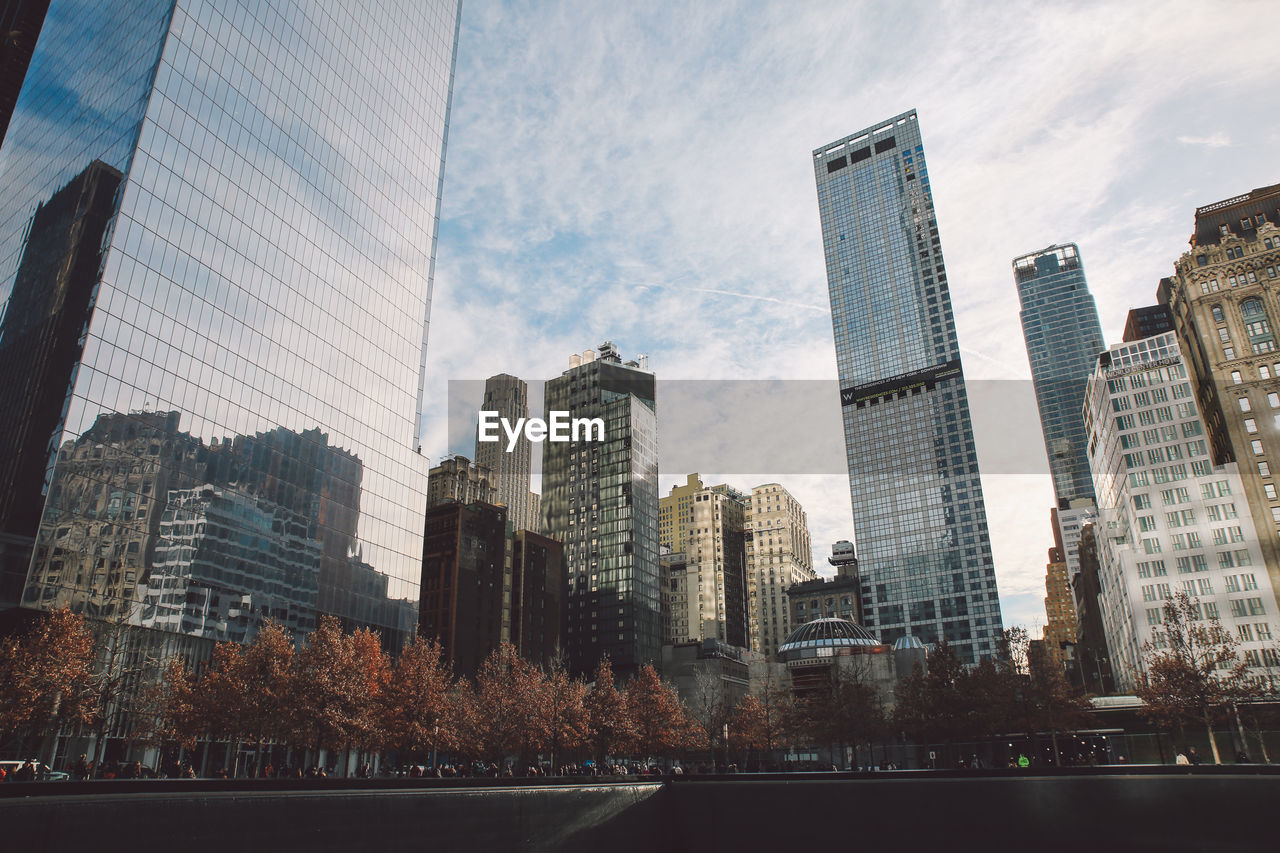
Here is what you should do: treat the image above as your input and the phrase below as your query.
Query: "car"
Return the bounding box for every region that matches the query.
[0,760,69,781]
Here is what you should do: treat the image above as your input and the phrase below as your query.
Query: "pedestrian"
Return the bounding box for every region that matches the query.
[1175,752,1190,766]
[1236,750,1250,764]
[1016,753,1030,769]
[1187,747,1202,765]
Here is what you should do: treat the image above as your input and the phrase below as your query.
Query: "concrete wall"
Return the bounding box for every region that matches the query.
[3,771,1278,851]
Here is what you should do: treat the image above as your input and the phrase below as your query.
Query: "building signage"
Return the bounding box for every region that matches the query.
[840,358,963,407]
[1104,354,1181,379]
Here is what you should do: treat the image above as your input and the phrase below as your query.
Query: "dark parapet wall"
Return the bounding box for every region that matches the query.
[2,772,1279,851]
[0,780,667,853]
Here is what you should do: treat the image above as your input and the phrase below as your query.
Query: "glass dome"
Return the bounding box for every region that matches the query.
[777,617,881,662]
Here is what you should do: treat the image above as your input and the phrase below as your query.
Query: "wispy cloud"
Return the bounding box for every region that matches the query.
[427,0,1280,631]
[1176,132,1231,148]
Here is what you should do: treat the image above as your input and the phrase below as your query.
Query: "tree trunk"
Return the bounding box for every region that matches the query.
[1204,714,1221,765]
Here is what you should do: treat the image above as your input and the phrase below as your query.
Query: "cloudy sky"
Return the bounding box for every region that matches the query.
[422,0,1280,630]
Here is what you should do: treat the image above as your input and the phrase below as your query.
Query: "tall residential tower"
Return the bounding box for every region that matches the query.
[1014,243,1105,506]
[541,343,659,679]
[813,110,1003,662]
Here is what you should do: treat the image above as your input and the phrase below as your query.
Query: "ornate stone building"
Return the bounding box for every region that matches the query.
[1161,183,1280,611]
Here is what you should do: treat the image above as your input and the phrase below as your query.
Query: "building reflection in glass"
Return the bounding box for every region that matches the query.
[24,409,419,647]
[0,0,460,652]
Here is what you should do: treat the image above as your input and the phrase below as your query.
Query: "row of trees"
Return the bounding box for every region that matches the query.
[5,599,1278,771]
[1,611,712,773]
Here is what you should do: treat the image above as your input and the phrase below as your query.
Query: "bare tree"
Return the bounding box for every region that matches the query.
[1135,593,1259,764]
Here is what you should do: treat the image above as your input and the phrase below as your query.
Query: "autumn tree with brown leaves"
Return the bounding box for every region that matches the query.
[625,664,701,759]
[583,656,635,765]
[467,643,543,766]
[1135,592,1258,764]
[0,607,97,761]
[379,633,457,764]
[534,655,591,771]
[291,616,389,773]
[728,667,796,767]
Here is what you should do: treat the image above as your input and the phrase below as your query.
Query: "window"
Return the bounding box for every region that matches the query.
[1240,397,1253,412]
[1270,392,1280,408]
[1213,305,1226,323]
[1263,366,1273,379]
[1147,608,1162,626]
[1260,461,1271,476]
[1142,538,1162,554]
[1245,418,1258,434]
[1266,484,1278,499]
[1248,598,1266,615]
[1132,494,1151,511]
[1231,370,1243,384]
[1252,439,1265,455]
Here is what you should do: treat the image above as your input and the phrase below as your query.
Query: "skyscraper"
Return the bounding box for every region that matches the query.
[813,109,1003,662]
[541,343,659,679]
[1013,243,1105,617]
[1014,243,1105,506]
[0,0,460,650]
[474,373,540,533]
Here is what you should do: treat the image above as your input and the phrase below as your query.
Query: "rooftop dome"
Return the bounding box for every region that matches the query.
[777,617,881,662]
[892,635,926,651]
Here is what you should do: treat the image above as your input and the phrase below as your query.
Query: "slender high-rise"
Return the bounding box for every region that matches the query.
[813,110,1003,663]
[1013,243,1105,613]
[0,0,460,652]
[541,343,659,679]
[474,374,540,533]
[1014,243,1105,505]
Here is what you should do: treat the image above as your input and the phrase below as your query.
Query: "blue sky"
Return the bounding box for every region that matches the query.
[422,0,1280,630]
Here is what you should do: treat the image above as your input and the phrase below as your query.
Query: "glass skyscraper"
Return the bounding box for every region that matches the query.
[1013,244,1105,506]
[0,0,460,650]
[541,343,659,679]
[813,109,1003,662]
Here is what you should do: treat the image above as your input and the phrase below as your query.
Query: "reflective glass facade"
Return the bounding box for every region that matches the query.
[813,110,1003,662]
[1013,243,1104,506]
[542,349,659,679]
[0,0,460,649]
